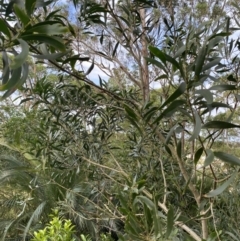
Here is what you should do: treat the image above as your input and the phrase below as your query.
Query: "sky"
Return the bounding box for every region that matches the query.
[56,0,110,84]
[83,62,109,85]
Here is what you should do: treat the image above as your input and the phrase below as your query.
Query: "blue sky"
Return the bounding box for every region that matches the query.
[57,0,110,85]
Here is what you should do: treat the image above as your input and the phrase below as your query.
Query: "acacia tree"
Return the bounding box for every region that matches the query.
[1,0,240,241]
[63,0,233,102]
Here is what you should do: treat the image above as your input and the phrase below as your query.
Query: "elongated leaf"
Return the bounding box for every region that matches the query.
[225,231,239,241]
[2,52,10,85]
[112,41,119,57]
[0,67,22,91]
[195,89,213,104]
[149,46,180,70]
[203,121,240,129]
[11,39,29,69]
[25,0,37,16]
[0,18,11,39]
[166,207,174,238]
[214,152,240,166]
[208,36,223,52]
[23,201,46,240]
[146,57,168,74]
[165,54,180,70]
[174,45,186,58]
[144,106,158,123]
[195,46,207,77]
[209,84,236,91]
[202,58,221,72]
[2,63,29,100]
[204,149,214,166]
[32,52,67,60]
[124,104,138,121]
[205,172,237,197]
[200,102,232,111]
[13,4,30,26]
[100,31,104,44]
[137,196,155,210]
[21,34,66,51]
[210,102,232,109]
[160,82,186,109]
[189,111,202,141]
[149,46,166,64]
[68,56,90,62]
[85,60,94,75]
[153,100,185,124]
[26,23,68,35]
[154,74,168,81]
[177,140,182,159]
[208,32,232,41]
[194,147,204,164]
[165,125,180,144]
[127,213,142,235]
[35,0,57,8]
[143,203,152,232]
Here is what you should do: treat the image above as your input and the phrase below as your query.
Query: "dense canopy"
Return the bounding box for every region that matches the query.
[1,0,240,241]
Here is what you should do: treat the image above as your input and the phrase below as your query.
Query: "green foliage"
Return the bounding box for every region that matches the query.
[1,1,240,241]
[31,211,75,241]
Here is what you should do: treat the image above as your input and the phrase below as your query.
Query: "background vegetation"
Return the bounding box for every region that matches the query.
[1,0,240,241]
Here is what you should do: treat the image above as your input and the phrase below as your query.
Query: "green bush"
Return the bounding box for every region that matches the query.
[31,212,75,241]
